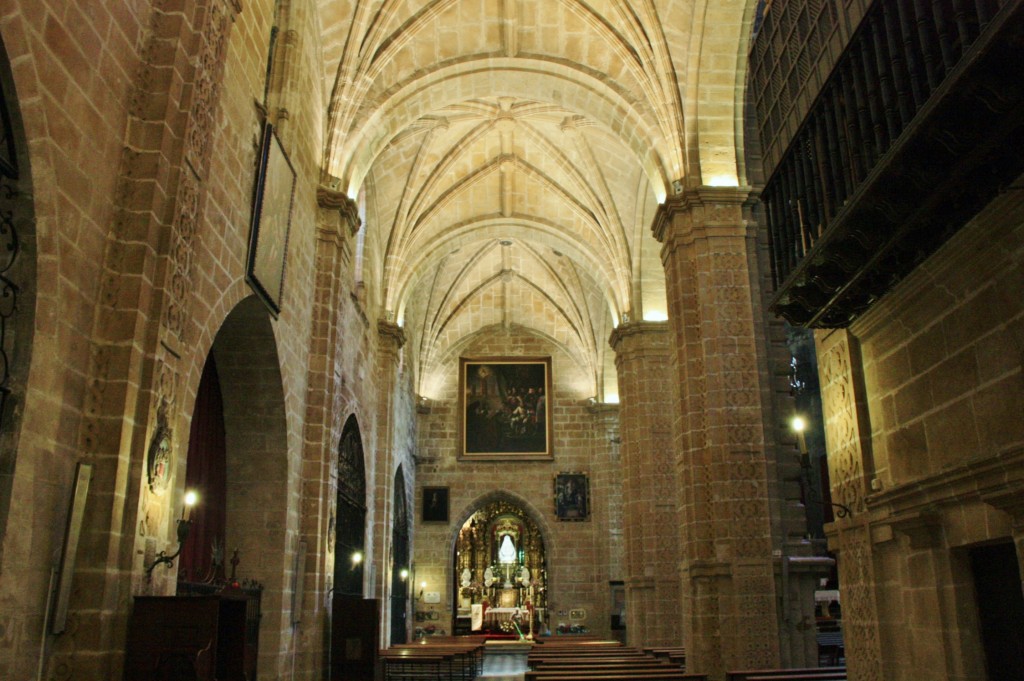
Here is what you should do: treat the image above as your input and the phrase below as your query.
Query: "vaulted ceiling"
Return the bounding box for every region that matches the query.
[315,0,758,399]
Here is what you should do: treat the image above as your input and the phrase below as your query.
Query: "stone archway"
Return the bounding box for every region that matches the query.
[334,414,367,597]
[389,465,410,644]
[451,495,549,637]
[0,31,38,565]
[203,295,290,679]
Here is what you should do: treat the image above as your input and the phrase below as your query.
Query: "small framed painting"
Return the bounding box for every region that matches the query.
[422,487,449,523]
[554,472,589,521]
[246,121,296,316]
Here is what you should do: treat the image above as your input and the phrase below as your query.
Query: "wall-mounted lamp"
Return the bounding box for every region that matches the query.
[399,568,409,581]
[351,551,363,567]
[790,416,852,519]
[145,490,198,577]
[418,580,427,600]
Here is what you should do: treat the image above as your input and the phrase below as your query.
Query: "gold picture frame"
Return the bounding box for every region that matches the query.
[458,357,552,460]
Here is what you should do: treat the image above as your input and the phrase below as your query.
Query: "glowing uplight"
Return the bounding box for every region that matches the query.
[351,551,363,565]
[399,568,409,580]
[706,174,739,187]
[181,490,198,520]
[791,415,807,433]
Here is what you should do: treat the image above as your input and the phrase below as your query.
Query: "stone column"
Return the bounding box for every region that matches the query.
[372,318,406,644]
[654,187,780,679]
[815,328,884,681]
[51,1,240,678]
[609,321,681,647]
[292,188,358,680]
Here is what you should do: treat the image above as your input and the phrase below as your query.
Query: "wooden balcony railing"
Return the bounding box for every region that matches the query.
[757,0,1024,326]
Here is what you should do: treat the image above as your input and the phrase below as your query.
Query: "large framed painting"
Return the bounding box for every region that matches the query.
[246,121,296,317]
[459,357,552,460]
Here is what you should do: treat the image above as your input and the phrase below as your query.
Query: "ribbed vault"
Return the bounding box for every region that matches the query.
[316,0,759,398]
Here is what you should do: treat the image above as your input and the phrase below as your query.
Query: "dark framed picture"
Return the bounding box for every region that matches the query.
[246,121,296,317]
[458,357,552,460]
[554,472,589,521]
[52,462,93,633]
[422,487,449,523]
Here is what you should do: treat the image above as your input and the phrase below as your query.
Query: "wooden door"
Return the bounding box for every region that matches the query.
[331,595,379,681]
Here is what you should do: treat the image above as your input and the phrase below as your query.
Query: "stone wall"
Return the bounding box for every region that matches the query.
[817,173,1024,681]
[413,329,622,639]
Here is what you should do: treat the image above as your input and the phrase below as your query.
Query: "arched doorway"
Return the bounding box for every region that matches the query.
[0,32,38,561]
[389,465,410,644]
[334,414,366,595]
[330,415,375,681]
[453,497,547,636]
[178,296,290,677]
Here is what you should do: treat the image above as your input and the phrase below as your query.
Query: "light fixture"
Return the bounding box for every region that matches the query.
[351,551,363,566]
[789,416,852,519]
[399,568,409,580]
[791,415,808,455]
[145,489,198,577]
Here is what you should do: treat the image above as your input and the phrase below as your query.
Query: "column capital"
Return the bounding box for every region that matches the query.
[317,185,361,236]
[608,320,670,355]
[377,319,406,349]
[652,185,758,244]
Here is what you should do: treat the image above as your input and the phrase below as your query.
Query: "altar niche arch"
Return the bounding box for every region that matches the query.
[452,496,548,636]
[334,414,366,597]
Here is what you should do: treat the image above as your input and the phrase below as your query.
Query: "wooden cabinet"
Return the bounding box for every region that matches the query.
[125,595,250,681]
[331,595,379,681]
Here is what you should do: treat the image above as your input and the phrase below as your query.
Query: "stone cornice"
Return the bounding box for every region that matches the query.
[608,320,671,353]
[865,446,1024,520]
[652,185,759,243]
[317,185,361,236]
[377,319,407,348]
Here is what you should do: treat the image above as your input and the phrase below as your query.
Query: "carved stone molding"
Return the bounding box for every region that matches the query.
[317,185,361,235]
[377,319,406,349]
[651,185,758,244]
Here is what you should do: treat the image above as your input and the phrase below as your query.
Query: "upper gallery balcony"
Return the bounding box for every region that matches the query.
[751,0,1024,327]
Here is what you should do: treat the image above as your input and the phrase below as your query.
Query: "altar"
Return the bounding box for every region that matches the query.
[481,606,526,630]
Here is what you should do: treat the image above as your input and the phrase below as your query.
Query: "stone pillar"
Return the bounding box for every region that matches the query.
[815,328,884,681]
[372,318,406,644]
[292,188,358,680]
[609,321,681,647]
[50,1,240,678]
[654,187,780,679]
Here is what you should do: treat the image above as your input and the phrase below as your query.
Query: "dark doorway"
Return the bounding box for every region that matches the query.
[334,415,367,596]
[969,541,1024,681]
[389,466,409,644]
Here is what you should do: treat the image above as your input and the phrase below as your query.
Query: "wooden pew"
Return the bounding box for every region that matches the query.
[381,640,484,681]
[645,647,687,666]
[526,672,705,681]
[726,667,846,681]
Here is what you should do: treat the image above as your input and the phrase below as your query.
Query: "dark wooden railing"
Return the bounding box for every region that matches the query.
[753,0,1024,325]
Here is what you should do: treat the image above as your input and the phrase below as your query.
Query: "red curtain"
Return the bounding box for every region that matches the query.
[178,356,227,584]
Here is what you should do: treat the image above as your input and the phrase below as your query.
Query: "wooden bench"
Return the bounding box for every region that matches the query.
[381,641,484,681]
[532,659,675,667]
[726,667,846,681]
[645,647,687,666]
[525,672,706,681]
